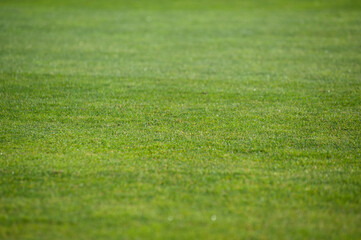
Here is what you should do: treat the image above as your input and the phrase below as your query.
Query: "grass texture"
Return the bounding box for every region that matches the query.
[0,0,361,239]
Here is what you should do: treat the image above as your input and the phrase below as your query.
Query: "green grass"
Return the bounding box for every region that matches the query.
[0,0,360,239]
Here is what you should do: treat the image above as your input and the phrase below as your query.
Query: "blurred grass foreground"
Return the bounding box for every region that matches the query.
[0,0,360,239]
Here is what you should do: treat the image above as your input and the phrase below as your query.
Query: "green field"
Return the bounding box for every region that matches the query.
[1,0,361,239]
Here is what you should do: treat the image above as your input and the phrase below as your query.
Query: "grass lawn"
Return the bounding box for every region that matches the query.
[0,0,360,239]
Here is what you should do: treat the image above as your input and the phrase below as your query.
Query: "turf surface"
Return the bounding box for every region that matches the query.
[1,0,361,239]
